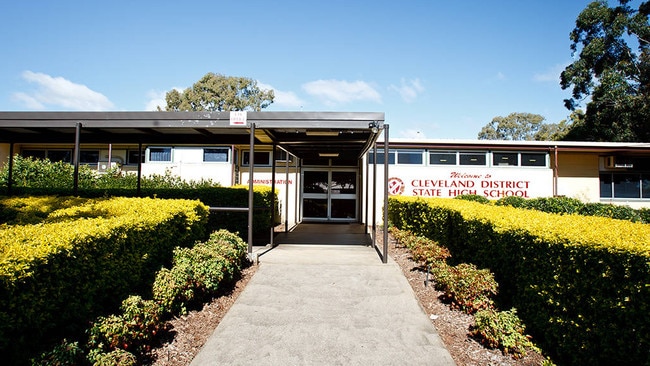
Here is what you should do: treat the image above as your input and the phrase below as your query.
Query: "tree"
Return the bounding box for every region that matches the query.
[161,73,274,112]
[478,112,546,140]
[534,119,572,141]
[560,0,650,142]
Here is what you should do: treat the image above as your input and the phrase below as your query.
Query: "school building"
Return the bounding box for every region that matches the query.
[1,111,649,257]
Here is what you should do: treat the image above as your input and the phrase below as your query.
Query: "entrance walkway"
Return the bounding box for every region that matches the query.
[190,244,456,366]
[272,223,372,245]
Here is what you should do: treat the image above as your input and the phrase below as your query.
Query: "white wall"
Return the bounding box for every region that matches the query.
[240,169,300,228]
[141,147,233,186]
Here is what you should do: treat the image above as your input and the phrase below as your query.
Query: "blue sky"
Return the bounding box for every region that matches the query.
[0,1,600,139]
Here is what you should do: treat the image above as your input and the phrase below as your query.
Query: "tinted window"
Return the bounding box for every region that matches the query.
[430,152,456,165]
[459,153,486,166]
[493,152,518,166]
[521,153,546,167]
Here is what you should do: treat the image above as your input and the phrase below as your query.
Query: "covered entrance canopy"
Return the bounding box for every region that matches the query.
[0,111,390,262]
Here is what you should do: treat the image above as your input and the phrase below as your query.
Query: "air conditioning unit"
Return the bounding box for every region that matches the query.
[604,156,633,169]
[97,161,119,173]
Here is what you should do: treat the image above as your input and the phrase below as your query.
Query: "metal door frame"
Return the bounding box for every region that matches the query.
[301,167,359,222]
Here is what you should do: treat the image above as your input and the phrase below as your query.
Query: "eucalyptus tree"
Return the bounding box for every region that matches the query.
[560,0,649,141]
[161,72,274,112]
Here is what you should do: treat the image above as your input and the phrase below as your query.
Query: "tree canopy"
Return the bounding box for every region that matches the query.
[478,112,546,140]
[560,0,650,142]
[161,73,274,112]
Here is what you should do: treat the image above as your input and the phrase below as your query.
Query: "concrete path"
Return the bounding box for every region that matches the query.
[190,245,456,366]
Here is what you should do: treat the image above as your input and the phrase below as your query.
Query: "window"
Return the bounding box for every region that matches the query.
[203,148,229,162]
[600,173,650,199]
[493,152,518,166]
[80,150,100,164]
[127,150,144,165]
[600,174,613,198]
[459,152,486,166]
[47,150,72,163]
[521,153,546,167]
[276,150,294,163]
[397,150,423,165]
[430,152,457,165]
[368,150,396,165]
[22,149,46,160]
[614,174,641,198]
[149,147,172,162]
[242,151,271,166]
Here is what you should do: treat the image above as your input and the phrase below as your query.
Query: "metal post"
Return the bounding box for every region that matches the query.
[383,124,390,264]
[285,152,290,234]
[270,145,276,247]
[7,143,14,195]
[248,123,255,255]
[294,156,299,231]
[365,152,369,234]
[137,142,143,196]
[137,142,142,197]
[372,143,377,250]
[107,143,112,170]
[73,122,81,195]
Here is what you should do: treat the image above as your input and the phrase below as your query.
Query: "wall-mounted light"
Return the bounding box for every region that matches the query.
[368,121,379,133]
[318,153,339,157]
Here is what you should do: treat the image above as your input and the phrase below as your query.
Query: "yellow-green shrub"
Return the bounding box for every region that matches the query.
[388,196,650,366]
[0,196,208,365]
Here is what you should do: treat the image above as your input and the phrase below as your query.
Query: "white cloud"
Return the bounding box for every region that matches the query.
[12,71,114,110]
[257,82,305,109]
[534,63,568,82]
[389,78,425,103]
[302,79,382,105]
[145,89,173,111]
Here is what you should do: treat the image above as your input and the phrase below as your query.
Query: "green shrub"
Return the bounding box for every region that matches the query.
[495,196,527,208]
[639,208,650,224]
[579,202,642,222]
[90,349,137,366]
[454,194,490,204]
[431,262,498,314]
[153,229,249,315]
[526,196,583,214]
[388,226,414,248]
[0,196,208,365]
[388,196,650,365]
[31,339,85,366]
[409,237,451,266]
[87,296,166,361]
[470,308,536,359]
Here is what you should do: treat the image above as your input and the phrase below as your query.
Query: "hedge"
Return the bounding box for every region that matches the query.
[388,196,650,365]
[0,196,208,364]
[7,185,278,243]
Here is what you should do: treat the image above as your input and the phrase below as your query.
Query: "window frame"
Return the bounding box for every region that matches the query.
[429,151,457,165]
[520,152,547,167]
[79,150,100,165]
[127,149,145,165]
[396,149,424,165]
[600,172,650,200]
[242,151,272,166]
[148,147,173,162]
[203,147,230,163]
[492,152,519,167]
[368,150,396,165]
[459,152,487,166]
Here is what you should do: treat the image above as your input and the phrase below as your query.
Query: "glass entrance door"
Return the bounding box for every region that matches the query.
[302,169,357,221]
